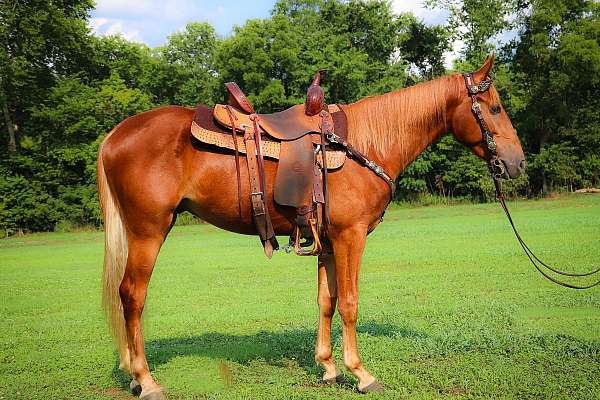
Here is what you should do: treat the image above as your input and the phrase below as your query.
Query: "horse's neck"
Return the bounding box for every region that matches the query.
[344,75,461,180]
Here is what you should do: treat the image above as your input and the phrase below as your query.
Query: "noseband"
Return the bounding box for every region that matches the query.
[462,73,600,289]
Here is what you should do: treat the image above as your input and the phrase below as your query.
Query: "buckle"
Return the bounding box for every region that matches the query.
[250,192,265,216]
[490,157,505,179]
[326,132,340,144]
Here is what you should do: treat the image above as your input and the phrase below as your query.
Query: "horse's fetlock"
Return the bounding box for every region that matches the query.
[315,348,332,363]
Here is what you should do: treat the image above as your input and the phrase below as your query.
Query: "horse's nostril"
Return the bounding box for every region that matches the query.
[519,160,527,171]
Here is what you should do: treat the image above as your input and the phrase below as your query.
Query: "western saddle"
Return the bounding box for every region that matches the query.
[191,70,395,258]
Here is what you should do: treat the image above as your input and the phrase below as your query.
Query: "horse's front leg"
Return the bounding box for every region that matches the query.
[315,251,342,383]
[331,225,384,393]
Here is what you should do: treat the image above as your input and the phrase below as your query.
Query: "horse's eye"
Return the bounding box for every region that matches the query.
[490,105,501,114]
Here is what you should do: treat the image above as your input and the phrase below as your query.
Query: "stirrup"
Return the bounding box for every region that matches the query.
[292,218,322,256]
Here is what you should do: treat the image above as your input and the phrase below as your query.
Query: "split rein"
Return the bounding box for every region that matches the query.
[464,73,600,289]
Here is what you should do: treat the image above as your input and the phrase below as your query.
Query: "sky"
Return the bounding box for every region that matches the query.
[89,0,460,66]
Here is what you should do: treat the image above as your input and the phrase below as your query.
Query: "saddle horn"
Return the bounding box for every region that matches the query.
[305,70,327,116]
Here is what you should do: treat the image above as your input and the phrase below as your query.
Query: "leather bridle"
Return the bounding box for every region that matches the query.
[463,73,600,289]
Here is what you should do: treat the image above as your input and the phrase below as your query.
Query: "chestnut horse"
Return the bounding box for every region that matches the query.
[98,57,525,398]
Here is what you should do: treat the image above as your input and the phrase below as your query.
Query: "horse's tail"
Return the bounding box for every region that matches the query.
[97,131,129,368]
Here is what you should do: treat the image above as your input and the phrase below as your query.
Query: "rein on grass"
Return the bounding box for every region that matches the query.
[492,178,600,289]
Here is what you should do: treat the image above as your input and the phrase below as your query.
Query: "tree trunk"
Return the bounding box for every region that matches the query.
[1,90,17,153]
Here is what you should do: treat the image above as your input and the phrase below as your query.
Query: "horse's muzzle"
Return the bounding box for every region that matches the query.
[501,157,526,179]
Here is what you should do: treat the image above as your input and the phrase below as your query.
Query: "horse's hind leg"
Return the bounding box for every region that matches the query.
[315,251,342,383]
[120,232,168,399]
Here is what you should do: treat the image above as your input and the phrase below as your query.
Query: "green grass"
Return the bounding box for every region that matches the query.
[1,194,599,399]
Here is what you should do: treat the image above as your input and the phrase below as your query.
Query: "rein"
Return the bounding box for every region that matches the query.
[464,73,600,289]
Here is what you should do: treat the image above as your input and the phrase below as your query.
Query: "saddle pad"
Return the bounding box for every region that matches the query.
[190,121,346,169]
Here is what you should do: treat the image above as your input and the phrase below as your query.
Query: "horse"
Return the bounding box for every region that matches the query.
[97,56,525,399]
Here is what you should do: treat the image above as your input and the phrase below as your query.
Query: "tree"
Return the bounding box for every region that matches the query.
[216,0,446,111]
[508,0,600,192]
[0,73,154,234]
[159,22,220,106]
[397,14,450,79]
[0,0,94,153]
[426,0,518,63]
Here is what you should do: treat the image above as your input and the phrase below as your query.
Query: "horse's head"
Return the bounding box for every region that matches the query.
[450,56,526,179]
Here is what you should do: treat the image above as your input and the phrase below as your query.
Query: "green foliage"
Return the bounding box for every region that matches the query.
[216,0,417,110]
[426,0,518,62]
[0,0,95,151]
[528,143,581,191]
[160,22,220,106]
[0,73,153,234]
[505,0,600,193]
[1,0,599,234]
[0,172,59,233]
[397,14,451,79]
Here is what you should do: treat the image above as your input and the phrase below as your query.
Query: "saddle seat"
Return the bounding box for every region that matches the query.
[213,103,322,141]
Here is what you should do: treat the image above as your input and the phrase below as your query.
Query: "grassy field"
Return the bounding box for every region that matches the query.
[1,194,599,399]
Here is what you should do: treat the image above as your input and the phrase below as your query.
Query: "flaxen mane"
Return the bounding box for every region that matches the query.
[344,75,463,159]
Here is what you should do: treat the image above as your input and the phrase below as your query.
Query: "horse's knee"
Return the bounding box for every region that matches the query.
[318,294,336,318]
[337,296,358,324]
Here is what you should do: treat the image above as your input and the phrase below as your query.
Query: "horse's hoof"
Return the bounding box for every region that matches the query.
[130,379,142,396]
[323,373,345,385]
[140,391,166,400]
[358,380,385,394]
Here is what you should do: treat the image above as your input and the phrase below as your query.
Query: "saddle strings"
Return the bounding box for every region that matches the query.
[493,178,600,289]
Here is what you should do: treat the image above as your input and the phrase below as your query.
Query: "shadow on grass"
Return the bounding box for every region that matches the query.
[111,320,425,388]
[110,320,600,396]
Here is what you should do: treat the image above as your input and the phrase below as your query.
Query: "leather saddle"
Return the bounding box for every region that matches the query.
[195,70,347,257]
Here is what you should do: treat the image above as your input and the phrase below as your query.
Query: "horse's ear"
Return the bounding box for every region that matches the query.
[474,54,495,81]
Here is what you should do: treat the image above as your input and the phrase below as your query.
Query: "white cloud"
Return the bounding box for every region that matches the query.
[89,0,467,68]
[90,0,226,46]
[391,0,448,25]
[392,0,428,19]
[89,17,143,43]
[93,0,162,18]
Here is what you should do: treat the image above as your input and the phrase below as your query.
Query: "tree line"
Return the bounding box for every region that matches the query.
[1,0,599,235]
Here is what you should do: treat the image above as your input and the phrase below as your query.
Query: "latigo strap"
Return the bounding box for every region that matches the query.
[244,121,278,258]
